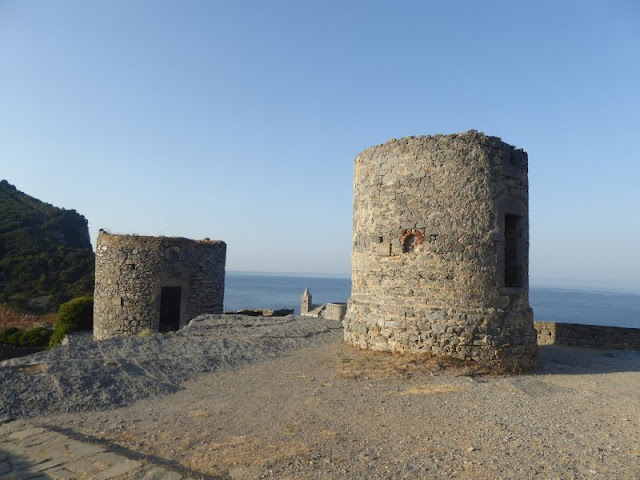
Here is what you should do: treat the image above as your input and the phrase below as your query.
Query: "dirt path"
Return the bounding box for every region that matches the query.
[31,340,640,479]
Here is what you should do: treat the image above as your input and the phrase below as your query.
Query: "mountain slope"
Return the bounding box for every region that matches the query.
[0,180,94,312]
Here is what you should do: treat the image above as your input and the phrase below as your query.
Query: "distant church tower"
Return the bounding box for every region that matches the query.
[301,287,312,315]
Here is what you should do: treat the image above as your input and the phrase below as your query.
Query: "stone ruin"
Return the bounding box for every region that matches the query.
[93,231,226,340]
[344,131,538,370]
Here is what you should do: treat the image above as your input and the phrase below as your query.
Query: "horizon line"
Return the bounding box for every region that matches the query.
[226,271,640,295]
[227,270,350,278]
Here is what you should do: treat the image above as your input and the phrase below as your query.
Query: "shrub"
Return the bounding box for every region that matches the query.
[19,326,54,347]
[0,327,21,345]
[49,296,93,347]
[0,326,53,347]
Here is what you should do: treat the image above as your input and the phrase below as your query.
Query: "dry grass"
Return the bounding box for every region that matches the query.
[186,408,209,419]
[0,304,55,330]
[102,424,314,477]
[398,384,466,395]
[336,346,488,380]
[202,436,311,469]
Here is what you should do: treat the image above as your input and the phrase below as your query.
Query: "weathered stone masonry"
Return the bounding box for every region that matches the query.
[535,321,640,350]
[94,231,226,340]
[344,131,537,370]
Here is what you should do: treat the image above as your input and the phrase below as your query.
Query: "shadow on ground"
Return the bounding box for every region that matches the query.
[536,344,640,375]
[47,425,221,480]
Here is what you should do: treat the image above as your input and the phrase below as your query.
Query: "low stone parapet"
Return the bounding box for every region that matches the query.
[324,303,347,321]
[535,321,640,350]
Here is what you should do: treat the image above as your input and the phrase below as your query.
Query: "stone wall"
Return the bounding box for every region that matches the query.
[344,131,537,370]
[324,303,347,321]
[94,231,226,340]
[535,321,640,350]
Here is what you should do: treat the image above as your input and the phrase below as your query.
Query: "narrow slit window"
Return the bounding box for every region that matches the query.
[504,214,522,288]
[509,148,522,166]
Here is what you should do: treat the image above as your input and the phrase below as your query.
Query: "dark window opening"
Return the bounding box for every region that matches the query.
[403,234,417,253]
[504,214,522,288]
[159,287,181,332]
[509,148,522,166]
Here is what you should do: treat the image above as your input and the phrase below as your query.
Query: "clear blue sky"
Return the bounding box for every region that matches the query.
[1,1,639,291]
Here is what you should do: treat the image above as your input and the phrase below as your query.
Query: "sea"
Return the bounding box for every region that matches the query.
[225,272,640,329]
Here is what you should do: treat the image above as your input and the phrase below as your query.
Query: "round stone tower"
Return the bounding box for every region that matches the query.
[93,231,226,340]
[344,131,537,370]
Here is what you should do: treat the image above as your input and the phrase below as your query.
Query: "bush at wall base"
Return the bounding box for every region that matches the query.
[49,296,93,347]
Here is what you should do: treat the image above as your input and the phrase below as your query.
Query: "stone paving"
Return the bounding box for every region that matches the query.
[0,419,200,480]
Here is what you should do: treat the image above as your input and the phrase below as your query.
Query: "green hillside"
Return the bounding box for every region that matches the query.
[0,180,94,312]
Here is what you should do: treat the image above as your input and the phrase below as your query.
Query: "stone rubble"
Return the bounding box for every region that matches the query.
[0,315,342,419]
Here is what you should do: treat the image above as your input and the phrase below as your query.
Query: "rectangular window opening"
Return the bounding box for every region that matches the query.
[504,214,523,288]
[510,149,522,166]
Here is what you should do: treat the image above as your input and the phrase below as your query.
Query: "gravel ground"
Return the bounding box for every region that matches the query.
[0,315,342,418]
[2,315,640,479]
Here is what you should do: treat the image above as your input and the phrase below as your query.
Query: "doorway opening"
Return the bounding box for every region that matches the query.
[504,214,522,288]
[159,286,182,332]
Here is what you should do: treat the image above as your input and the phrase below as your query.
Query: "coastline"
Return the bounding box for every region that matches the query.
[223,272,640,328]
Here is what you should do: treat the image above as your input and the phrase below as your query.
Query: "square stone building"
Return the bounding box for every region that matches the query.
[93,231,226,340]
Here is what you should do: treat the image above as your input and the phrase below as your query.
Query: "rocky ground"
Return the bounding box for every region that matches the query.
[0,315,342,419]
[1,315,640,479]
